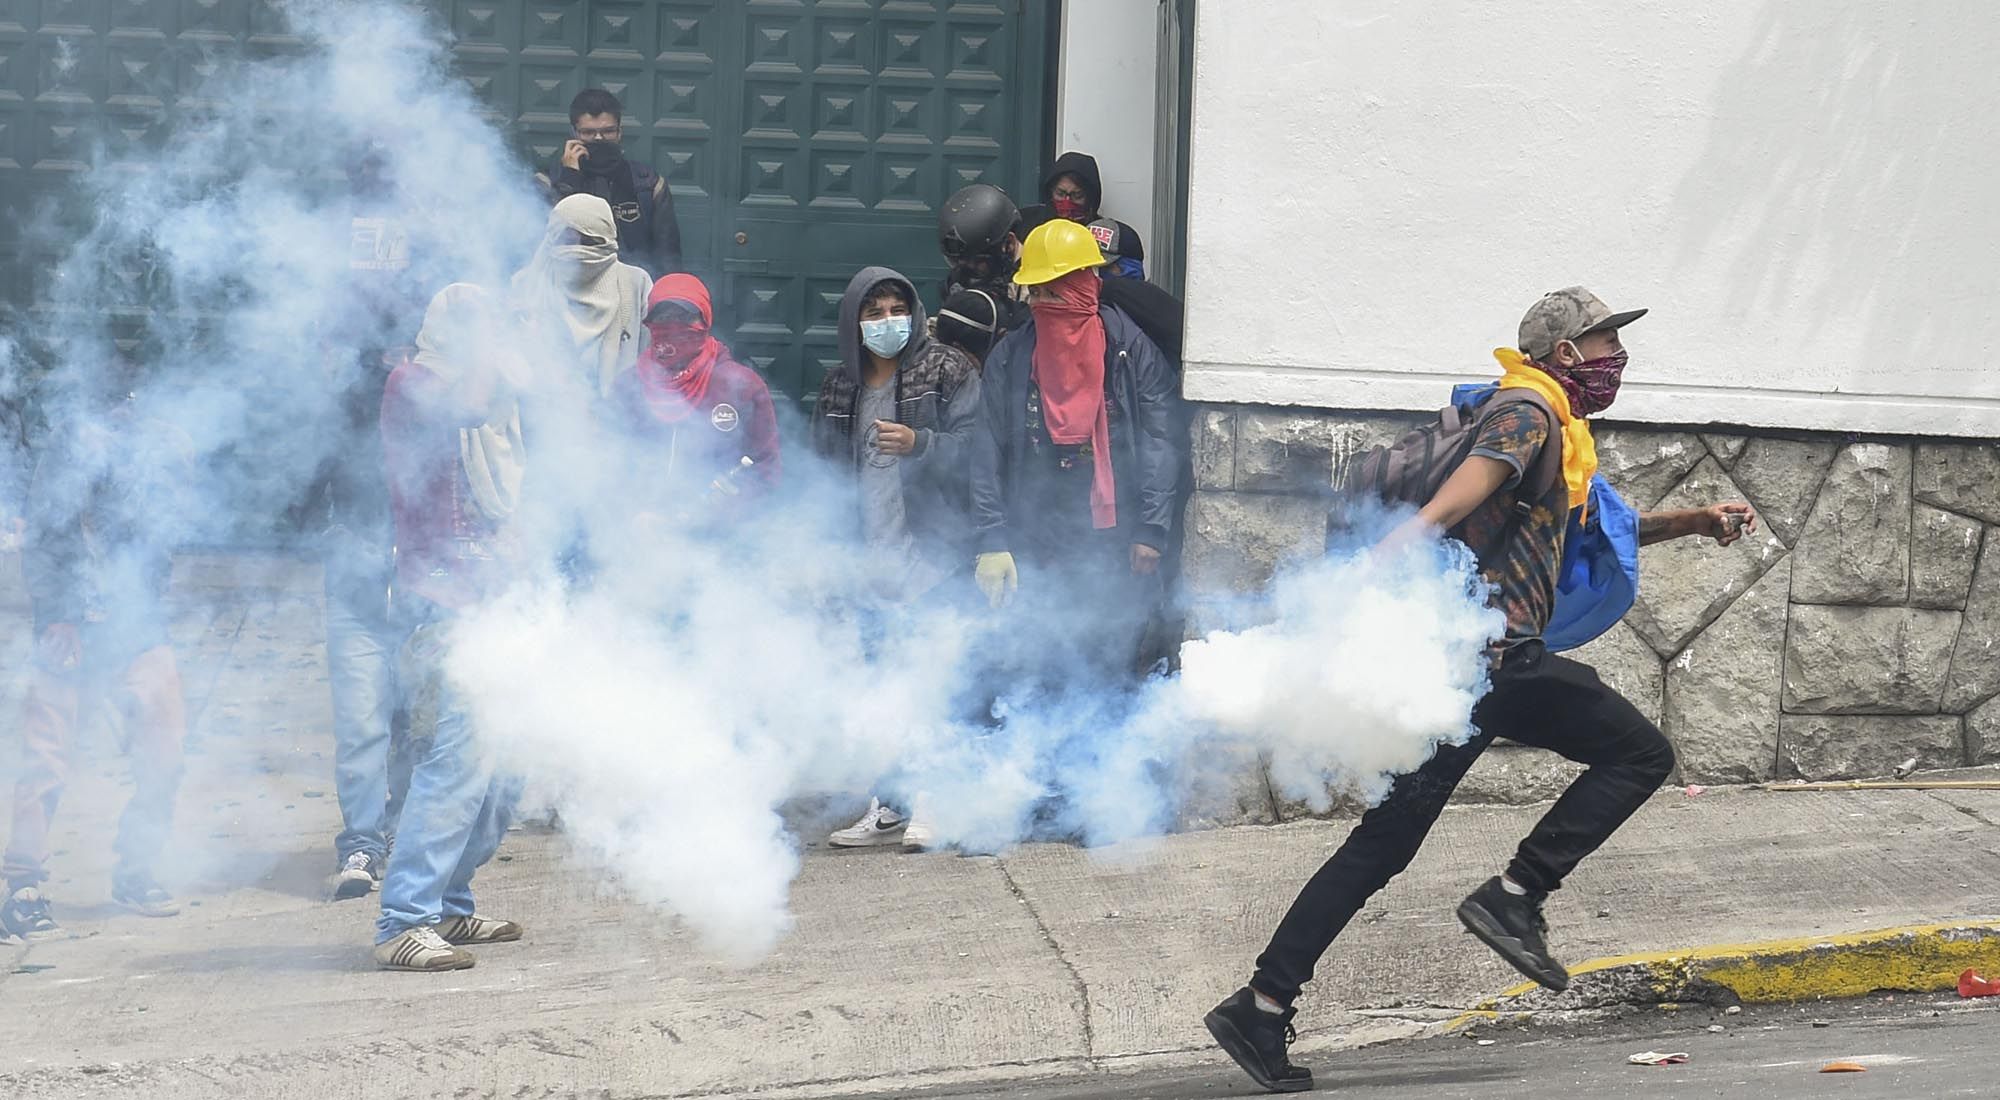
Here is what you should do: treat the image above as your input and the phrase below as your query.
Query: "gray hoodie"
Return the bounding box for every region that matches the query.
[812,267,984,597]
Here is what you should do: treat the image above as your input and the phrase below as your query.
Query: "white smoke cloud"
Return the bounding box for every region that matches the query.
[1171,543,1502,812]
[3,0,549,891]
[447,526,1501,958]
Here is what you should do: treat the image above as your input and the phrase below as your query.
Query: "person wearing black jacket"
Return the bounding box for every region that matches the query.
[970,219,1180,689]
[1019,152,1146,280]
[938,183,1031,340]
[1097,276,1183,365]
[533,88,684,278]
[1093,267,1189,674]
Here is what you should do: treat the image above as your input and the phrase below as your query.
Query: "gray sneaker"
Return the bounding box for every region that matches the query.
[1,885,60,940]
[112,876,181,918]
[436,913,522,945]
[375,926,475,972]
[331,851,384,901]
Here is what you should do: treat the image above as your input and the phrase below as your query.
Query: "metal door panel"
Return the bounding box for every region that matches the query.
[0,0,1051,413]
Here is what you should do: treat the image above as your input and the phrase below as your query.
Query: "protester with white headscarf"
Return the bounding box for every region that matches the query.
[372,283,531,973]
[511,194,649,398]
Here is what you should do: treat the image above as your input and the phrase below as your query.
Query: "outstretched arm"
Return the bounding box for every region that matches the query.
[1639,503,1757,546]
[1374,455,1514,555]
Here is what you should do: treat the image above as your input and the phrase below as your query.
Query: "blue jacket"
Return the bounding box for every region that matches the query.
[971,305,1181,555]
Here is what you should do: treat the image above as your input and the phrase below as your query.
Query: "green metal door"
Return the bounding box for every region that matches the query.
[0,0,1053,404]
[450,0,1053,405]
[0,0,300,333]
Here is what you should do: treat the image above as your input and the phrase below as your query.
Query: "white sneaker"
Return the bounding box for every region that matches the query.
[375,925,475,972]
[902,798,937,851]
[827,798,908,848]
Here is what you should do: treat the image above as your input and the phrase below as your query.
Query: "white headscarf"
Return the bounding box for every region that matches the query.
[511,194,650,397]
[413,284,527,522]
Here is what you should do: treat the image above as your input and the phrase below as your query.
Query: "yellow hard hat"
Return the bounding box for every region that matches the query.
[1013,218,1105,286]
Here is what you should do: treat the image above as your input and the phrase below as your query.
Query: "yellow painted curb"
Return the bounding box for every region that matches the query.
[1450,919,2000,1029]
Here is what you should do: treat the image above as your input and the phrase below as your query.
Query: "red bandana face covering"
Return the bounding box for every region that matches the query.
[644,321,706,372]
[1563,351,1629,415]
[637,312,722,422]
[1052,196,1087,221]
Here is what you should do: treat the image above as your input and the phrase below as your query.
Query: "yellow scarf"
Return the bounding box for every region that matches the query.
[1492,347,1595,512]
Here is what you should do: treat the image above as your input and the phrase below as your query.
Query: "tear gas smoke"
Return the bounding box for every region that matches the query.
[1169,542,1503,812]
[4,0,1508,962]
[1,0,552,899]
[447,522,1503,959]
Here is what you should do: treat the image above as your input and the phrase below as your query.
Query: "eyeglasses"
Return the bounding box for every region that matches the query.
[1052,187,1089,202]
[575,126,622,141]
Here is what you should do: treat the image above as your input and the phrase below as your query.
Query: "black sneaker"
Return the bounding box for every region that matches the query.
[1457,876,1569,991]
[2,884,61,939]
[112,875,181,918]
[1204,987,1313,1093]
[332,851,385,900]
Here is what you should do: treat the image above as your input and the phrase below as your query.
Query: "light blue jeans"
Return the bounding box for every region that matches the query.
[375,622,520,943]
[326,580,403,862]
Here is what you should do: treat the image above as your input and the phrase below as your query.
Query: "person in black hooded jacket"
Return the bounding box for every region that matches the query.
[1019,152,1147,280]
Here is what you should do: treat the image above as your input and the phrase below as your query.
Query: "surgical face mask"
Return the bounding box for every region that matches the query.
[860,315,912,358]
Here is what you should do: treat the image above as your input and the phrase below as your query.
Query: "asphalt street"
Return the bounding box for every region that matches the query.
[844,995,2000,1100]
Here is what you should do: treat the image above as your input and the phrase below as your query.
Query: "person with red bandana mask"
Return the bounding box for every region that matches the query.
[968,218,1181,700]
[611,274,782,521]
[1204,287,1759,1095]
[1019,152,1147,281]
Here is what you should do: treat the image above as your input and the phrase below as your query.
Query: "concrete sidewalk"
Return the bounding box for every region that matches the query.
[3,556,2000,1098]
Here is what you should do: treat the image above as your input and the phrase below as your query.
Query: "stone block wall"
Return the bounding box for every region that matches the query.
[1183,405,2000,809]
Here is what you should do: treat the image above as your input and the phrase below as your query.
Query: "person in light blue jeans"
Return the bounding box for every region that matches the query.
[371,285,531,971]
[372,614,522,969]
[302,339,415,899]
[324,557,409,899]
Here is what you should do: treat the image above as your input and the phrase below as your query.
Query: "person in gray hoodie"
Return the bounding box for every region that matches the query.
[810,267,982,850]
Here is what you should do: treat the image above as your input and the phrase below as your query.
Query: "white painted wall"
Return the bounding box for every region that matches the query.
[1181,0,2000,437]
[1055,0,1158,258]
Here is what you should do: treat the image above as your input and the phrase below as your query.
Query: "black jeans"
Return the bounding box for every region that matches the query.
[1250,642,1676,1005]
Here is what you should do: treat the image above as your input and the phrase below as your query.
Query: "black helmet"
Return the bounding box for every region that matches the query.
[938,183,1019,260]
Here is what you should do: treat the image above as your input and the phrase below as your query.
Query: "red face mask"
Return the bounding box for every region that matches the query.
[645,321,706,370]
[1052,196,1087,221]
[1552,348,1629,416]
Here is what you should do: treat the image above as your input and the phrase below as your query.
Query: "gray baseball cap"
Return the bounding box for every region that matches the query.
[1518,286,1647,361]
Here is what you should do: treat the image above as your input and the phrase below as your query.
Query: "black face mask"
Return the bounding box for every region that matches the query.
[959,332,995,360]
[581,140,626,174]
[952,251,1016,288]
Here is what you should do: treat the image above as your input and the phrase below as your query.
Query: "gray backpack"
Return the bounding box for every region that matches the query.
[1326,388,1563,552]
